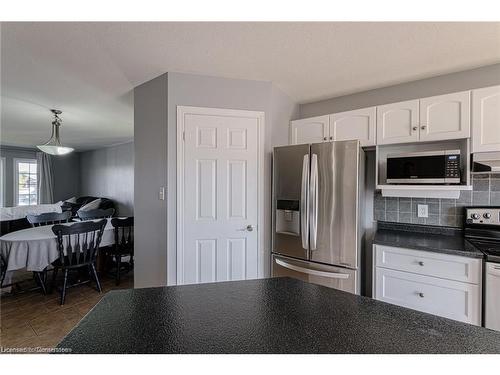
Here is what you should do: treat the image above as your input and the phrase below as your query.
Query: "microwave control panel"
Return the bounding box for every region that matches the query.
[445,155,460,179]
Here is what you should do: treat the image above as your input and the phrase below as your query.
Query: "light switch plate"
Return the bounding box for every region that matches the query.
[417,204,428,218]
[159,186,165,200]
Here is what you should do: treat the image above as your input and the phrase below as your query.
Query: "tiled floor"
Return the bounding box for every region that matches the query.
[0,270,133,350]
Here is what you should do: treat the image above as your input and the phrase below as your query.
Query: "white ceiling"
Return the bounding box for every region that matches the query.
[2,22,500,150]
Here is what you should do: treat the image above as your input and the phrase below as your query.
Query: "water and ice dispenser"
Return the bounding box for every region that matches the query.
[275,199,300,236]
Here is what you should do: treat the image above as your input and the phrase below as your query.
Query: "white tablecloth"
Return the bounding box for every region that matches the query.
[0,219,115,273]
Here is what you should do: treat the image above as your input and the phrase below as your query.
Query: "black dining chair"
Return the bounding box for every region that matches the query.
[77,208,115,221]
[0,253,7,289]
[27,211,72,227]
[26,211,73,294]
[108,217,134,285]
[51,219,107,305]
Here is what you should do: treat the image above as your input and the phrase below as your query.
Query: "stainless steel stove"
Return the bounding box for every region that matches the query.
[464,207,500,332]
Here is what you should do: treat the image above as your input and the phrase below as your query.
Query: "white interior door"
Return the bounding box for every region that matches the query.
[178,107,262,285]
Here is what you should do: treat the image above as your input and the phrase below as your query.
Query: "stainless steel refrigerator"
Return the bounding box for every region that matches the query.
[272,140,365,294]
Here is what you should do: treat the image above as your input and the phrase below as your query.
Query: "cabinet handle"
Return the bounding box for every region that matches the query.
[421,125,426,130]
[418,261,424,266]
[323,137,327,141]
[417,292,424,298]
[329,136,333,140]
[412,126,418,131]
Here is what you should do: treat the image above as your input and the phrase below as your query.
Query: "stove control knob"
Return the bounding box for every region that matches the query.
[483,212,492,219]
[471,213,480,220]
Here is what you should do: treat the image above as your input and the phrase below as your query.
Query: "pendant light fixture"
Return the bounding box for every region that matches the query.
[37,109,74,155]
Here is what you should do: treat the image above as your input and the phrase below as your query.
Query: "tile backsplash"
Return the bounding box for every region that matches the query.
[374,173,500,228]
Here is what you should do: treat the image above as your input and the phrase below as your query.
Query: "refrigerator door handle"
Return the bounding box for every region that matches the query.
[275,258,350,279]
[300,154,310,250]
[309,153,319,250]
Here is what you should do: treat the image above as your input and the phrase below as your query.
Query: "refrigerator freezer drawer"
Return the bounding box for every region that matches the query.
[272,255,358,294]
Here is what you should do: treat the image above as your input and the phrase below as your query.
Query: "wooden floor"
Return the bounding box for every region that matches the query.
[0,271,133,350]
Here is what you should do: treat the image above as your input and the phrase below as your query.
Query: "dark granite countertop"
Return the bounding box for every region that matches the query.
[57,277,500,353]
[374,222,484,258]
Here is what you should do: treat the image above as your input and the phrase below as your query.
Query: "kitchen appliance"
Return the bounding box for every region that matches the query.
[464,207,500,332]
[386,149,461,184]
[472,151,500,173]
[271,140,364,294]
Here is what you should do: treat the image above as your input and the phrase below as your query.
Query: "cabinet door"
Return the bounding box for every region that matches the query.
[472,85,500,153]
[329,107,376,147]
[289,115,329,145]
[377,100,419,145]
[419,91,470,142]
[374,267,481,325]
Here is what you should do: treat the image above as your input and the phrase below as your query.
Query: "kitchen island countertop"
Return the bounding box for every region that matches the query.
[57,277,500,354]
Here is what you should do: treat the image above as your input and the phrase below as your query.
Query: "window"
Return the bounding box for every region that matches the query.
[14,159,38,206]
[0,157,5,207]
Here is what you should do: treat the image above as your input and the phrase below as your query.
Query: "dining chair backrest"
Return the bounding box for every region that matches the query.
[0,253,7,287]
[52,219,107,267]
[77,208,115,221]
[27,211,72,227]
[111,217,134,256]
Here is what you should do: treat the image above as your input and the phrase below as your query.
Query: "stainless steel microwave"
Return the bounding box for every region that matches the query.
[386,150,461,184]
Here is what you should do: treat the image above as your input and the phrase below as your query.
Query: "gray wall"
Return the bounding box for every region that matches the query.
[271,85,300,147]
[134,72,298,287]
[299,63,500,117]
[52,152,80,202]
[79,142,134,217]
[166,73,271,285]
[0,146,80,206]
[134,74,168,288]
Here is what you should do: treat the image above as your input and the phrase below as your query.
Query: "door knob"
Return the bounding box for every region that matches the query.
[246,225,254,232]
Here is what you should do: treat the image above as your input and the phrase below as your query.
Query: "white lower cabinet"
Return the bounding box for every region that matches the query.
[373,245,482,325]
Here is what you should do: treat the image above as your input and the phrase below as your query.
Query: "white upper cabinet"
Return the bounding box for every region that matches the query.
[329,107,376,147]
[290,115,329,145]
[377,100,419,145]
[472,85,500,153]
[419,91,470,142]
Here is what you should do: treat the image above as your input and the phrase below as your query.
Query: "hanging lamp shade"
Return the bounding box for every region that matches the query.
[37,109,74,155]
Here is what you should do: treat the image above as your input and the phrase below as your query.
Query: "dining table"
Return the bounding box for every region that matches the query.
[0,218,116,288]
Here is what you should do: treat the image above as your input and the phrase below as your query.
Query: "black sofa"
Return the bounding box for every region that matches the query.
[61,196,115,218]
[1,196,115,235]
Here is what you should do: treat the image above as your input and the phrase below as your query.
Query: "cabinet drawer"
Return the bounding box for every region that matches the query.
[375,245,481,284]
[375,268,481,325]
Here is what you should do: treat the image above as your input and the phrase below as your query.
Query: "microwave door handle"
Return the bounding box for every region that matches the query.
[309,154,319,251]
[275,258,350,279]
[300,154,310,250]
